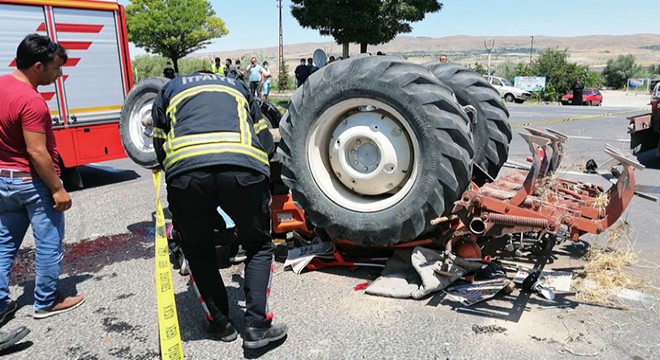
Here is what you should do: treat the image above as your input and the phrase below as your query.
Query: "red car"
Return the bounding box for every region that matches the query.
[561,88,603,106]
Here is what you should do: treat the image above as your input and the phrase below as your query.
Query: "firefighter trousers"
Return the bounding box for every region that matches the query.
[166,165,274,328]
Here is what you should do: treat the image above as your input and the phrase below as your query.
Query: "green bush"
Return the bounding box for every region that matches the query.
[603,54,643,89]
[131,55,212,82]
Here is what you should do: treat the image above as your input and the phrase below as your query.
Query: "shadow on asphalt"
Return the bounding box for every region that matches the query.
[70,164,141,191]
[425,241,590,323]
[243,335,288,359]
[176,272,247,342]
[635,149,660,169]
[0,340,33,356]
[14,274,92,310]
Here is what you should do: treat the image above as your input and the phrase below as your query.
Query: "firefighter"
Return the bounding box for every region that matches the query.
[151,71,287,349]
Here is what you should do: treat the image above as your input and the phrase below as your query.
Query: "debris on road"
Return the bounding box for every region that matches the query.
[444,279,512,306]
[364,247,470,299]
[471,324,507,335]
[514,268,573,292]
[283,241,335,274]
[573,221,648,308]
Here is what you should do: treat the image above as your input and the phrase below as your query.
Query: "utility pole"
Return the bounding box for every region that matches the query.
[277,0,285,92]
[529,35,534,64]
[484,39,495,78]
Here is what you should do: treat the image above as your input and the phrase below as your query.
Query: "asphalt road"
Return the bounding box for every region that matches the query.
[2,103,658,360]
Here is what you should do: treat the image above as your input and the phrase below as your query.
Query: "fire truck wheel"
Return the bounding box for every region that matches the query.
[255,98,281,129]
[425,62,512,186]
[120,77,169,169]
[278,56,474,246]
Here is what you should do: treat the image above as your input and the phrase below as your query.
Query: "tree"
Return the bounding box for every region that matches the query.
[602,54,643,89]
[277,61,292,92]
[495,60,517,81]
[126,0,228,73]
[467,62,487,76]
[527,48,587,101]
[291,0,442,57]
[649,64,660,75]
[131,55,210,82]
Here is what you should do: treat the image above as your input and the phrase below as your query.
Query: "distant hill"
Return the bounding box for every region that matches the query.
[191,34,660,70]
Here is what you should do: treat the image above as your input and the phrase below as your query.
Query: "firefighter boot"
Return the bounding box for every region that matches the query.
[242,323,288,349]
[208,317,238,342]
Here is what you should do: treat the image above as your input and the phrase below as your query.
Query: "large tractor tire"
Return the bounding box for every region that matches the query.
[278,56,474,246]
[255,98,282,129]
[425,63,512,185]
[120,77,169,169]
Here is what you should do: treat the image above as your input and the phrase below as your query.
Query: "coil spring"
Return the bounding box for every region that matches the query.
[486,213,548,229]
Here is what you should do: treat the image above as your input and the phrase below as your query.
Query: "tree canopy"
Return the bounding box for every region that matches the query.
[291,0,442,56]
[512,48,593,101]
[602,54,643,89]
[126,0,228,72]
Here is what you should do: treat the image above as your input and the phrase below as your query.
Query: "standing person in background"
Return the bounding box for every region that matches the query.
[234,59,245,82]
[307,58,318,74]
[224,58,238,79]
[211,57,225,76]
[162,62,175,79]
[261,61,272,101]
[294,58,310,88]
[246,57,264,98]
[572,78,584,106]
[0,34,85,321]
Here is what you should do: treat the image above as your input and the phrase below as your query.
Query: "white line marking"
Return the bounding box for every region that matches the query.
[569,135,630,142]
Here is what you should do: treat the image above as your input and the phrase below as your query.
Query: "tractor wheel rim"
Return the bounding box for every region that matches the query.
[307,98,420,212]
[129,93,156,152]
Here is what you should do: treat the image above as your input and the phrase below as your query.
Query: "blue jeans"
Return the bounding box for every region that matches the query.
[0,176,64,312]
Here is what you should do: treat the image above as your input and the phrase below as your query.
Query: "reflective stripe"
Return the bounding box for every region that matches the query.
[253,119,269,134]
[163,132,241,154]
[166,107,178,126]
[237,100,248,145]
[152,128,167,139]
[167,85,246,119]
[165,84,251,145]
[163,143,269,169]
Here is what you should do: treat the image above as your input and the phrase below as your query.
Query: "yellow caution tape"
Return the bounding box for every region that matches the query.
[512,108,645,128]
[153,171,184,360]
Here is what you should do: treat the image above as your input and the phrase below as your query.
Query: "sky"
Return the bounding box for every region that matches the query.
[122,0,660,55]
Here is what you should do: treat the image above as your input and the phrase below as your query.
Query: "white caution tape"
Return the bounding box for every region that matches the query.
[153,171,184,360]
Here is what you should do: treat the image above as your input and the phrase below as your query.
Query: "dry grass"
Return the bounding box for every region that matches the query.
[536,175,560,202]
[573,221,647,307]
[591,191,609,214]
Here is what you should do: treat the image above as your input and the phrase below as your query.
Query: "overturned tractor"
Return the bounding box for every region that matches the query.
[120,55,640,256]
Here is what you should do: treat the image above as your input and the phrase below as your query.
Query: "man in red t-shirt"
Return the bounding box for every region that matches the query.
[0,34,84,322]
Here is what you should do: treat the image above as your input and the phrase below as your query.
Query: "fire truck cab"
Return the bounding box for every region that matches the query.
[0,0,132,185]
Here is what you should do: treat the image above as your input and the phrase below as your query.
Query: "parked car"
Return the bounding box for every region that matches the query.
[650,79,660,94]
[561,88,603,106]
[484,76,532,103]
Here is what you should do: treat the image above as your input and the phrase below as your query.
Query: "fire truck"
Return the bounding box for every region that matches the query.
[0,0,132,186]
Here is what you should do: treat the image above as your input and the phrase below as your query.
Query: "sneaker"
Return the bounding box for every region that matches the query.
[0,326,30,352]
[33,294,85,319]
[242,323,288,349]
[208,320,238,342]
[0,301,17,324]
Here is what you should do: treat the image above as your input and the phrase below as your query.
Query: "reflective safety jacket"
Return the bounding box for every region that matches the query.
[212,64,225,76]
[151,72,274,181]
